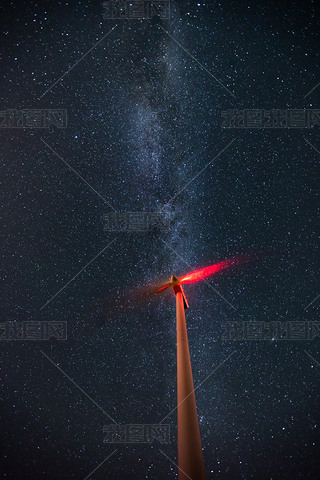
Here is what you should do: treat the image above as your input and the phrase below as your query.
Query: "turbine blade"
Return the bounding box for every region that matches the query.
[157,283,171,292]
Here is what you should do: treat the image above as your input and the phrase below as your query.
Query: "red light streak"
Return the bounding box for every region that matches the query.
[157,256,244,291]
[180,259,236,284]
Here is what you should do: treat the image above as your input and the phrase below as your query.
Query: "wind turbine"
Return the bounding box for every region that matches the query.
[100,256,247,479]
[157,258,242,480]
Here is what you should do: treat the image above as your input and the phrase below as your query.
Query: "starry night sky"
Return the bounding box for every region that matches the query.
[1,1,320,479]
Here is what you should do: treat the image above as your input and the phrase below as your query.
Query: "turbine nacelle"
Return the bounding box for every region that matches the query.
[170,275,189,309]
[156,274,189,308]
[170,274,180,286]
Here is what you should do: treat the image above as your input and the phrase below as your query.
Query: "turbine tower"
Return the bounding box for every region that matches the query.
[171,274,206,480]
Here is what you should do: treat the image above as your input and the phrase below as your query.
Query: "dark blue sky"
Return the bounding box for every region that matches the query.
[1,1,320,479]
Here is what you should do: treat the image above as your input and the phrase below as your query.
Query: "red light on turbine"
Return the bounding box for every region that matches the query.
[156,257,243,291]
[180,259,237,284]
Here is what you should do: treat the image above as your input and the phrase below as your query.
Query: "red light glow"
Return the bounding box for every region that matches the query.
[180,259,238,284]
[157,256,244,291]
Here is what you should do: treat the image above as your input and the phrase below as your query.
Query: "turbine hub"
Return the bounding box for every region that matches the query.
[170,274,180,286]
